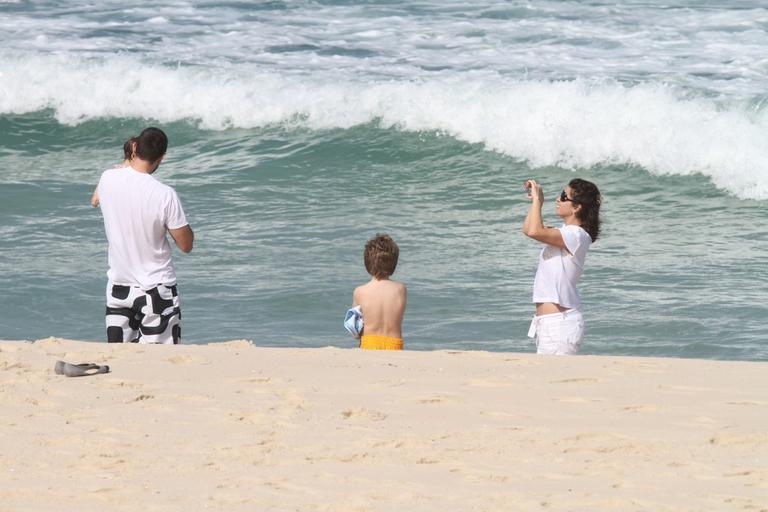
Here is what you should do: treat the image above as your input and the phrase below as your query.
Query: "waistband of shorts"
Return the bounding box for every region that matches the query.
[528,309,582,339]
[107,280,178,291]
[533,308,581,320]
[360,334,404,350]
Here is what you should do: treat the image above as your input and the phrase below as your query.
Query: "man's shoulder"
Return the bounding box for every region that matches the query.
[154,178,177,194]
[141,174,179,200]
[98,167,127,190]
[99,167,121,179]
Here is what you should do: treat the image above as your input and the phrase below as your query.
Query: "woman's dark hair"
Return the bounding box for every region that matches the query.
[123,137,136,161]
[569,178,602,242]
[134,127,168,162]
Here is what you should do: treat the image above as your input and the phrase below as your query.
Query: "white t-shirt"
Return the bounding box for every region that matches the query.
[532,224,592,310]
[97,166,188,289]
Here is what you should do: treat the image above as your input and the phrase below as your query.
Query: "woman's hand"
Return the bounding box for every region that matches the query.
[524,179,544,203]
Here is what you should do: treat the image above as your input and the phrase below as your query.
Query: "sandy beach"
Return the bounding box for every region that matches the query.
[0,338,765,511]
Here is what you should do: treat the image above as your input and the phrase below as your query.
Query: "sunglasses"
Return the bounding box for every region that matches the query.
[559,190,574,202]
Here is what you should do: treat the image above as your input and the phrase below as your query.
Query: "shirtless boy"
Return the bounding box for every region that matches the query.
[352,234,407,350]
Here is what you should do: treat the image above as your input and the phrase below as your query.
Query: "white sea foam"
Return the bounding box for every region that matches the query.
[1,54,766,200]
[1,1,767,96]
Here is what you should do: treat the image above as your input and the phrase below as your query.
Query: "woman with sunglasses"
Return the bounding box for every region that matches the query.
[522,178,602,355]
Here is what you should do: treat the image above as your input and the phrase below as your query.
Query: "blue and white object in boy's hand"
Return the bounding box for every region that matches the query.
[344,306,364,338]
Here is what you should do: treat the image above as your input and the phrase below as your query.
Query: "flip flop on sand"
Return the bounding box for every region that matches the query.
[54,360,110,377]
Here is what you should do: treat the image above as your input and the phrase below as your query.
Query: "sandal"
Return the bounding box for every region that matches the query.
[54,360,110,377]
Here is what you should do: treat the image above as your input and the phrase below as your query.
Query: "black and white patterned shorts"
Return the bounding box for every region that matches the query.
[105,281,181,344]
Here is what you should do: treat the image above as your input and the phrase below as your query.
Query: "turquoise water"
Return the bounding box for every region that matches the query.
[1,1,766,360]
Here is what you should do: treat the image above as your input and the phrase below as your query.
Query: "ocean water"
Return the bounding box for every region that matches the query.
[1,1,766,360]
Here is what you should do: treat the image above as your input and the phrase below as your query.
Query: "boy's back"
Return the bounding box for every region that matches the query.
[353,234,407,350]
[353,278,407,340]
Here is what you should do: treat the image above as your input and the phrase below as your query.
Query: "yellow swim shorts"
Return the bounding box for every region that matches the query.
[360,334,404,350]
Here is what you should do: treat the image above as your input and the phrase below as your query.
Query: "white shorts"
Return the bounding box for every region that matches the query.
[528,309,584,355]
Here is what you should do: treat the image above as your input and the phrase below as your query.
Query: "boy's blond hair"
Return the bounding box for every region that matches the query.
[364,234,399,279]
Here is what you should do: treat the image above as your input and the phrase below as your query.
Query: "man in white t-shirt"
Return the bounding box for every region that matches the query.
[96,127,194,344]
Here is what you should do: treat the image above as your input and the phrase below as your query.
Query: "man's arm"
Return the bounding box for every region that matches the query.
[169,225,194,253]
